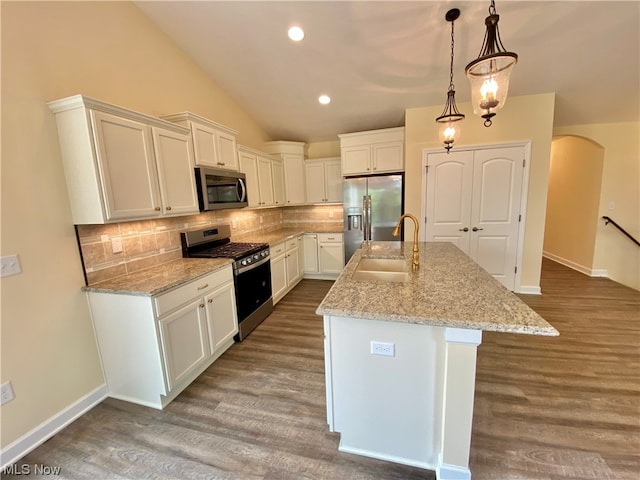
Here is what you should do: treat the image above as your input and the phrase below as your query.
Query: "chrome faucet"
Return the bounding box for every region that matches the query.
[392,213,420,270]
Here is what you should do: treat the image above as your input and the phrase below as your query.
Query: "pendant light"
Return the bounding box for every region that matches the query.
[465,0,518,127]
[435,8,464,153]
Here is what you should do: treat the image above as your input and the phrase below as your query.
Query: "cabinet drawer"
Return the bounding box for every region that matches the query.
[318,233,343,243]
[285,237,299,250]
[271,241,286,257]
[154,267,233,317]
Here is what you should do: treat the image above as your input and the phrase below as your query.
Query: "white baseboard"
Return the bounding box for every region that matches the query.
[543,251,609,279]
[0,384,107,470]
[338,440,432,471]
[437,463,472,480]
[517,285,541,295]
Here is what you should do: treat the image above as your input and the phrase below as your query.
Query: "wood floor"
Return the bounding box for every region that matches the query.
[4,258,639,479]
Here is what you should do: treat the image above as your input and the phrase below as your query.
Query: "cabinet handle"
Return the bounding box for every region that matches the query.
[208,299,213,303]
[155,207,161,211]
[327,237,335,240]
[166,206,172,211]
[472,227,484,232]
[199,303,205,308]
[197,283,209,290]
[459,227,469,232]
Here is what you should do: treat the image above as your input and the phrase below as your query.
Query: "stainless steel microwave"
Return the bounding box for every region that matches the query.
[195,167,248,211]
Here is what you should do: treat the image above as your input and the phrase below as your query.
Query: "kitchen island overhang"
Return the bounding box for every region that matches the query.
[316,241,558,480]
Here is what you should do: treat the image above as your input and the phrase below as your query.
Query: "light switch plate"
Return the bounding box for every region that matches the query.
[1,254,22,277]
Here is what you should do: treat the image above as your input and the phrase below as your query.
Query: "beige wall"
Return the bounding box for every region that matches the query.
[405,93,556,290]
[0,1,271,451]
[307,140,341,159]
[554,123,640,290]
[544,136,604,272]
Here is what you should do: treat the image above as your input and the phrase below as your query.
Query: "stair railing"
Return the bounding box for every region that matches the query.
[602,216,640,247]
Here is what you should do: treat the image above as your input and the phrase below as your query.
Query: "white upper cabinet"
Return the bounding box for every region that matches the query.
[305,157,342,204]
[271,158,286,207]
[264,141,307,206]
[48,95,199,224]
[238,145,278,208]
[339,127,405,176]
[162,112,239,171]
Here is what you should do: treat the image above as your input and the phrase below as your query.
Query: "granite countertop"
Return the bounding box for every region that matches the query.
[83,258,232,296]
[234,227,342,247]
[316,241,558,336]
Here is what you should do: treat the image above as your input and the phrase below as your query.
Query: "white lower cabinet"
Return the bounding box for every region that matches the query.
[87,265,237,409]
[303,233,344,279]
[270,235,304,304]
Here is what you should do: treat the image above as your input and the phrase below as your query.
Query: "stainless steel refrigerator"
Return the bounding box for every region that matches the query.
[343,174,404,262]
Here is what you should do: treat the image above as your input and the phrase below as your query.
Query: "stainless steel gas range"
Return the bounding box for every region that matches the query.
[180,225,273,341]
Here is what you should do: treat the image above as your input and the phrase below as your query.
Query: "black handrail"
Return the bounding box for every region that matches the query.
[602,216,640,247]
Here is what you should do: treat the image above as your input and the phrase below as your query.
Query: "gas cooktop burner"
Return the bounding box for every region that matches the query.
[196,242,268,260]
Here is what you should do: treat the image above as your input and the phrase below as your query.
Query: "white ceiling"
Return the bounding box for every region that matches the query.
[135,1,640,143]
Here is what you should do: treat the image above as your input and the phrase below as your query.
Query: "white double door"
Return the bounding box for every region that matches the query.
[423,145,526,291]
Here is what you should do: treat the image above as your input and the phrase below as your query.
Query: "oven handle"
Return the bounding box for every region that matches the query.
[234,255,270,275]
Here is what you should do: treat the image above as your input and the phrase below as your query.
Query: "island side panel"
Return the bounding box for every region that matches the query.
[438,328,482,480]
[325,315,446,469]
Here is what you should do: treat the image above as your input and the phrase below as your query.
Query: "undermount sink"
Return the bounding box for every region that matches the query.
[352,257,410,283]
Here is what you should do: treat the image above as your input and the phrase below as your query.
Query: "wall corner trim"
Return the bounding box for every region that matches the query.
[0,384,107,470]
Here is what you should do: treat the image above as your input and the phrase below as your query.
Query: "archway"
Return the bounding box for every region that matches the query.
[543,135,605,275]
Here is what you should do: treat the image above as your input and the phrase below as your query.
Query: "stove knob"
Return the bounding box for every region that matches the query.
[241,259,248,266]
[254,254,259,260]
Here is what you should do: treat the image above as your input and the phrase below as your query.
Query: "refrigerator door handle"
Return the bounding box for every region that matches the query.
[367,195,373,241]
[362,195,369,242]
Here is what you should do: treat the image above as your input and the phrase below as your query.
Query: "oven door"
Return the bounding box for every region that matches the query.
[234,258,272,323]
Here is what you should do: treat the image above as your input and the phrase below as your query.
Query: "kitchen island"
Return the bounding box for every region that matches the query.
[316,241,557,480]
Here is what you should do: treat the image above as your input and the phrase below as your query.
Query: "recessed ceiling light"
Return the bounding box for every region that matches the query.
[288,26,305,42]
[318,95,331,105]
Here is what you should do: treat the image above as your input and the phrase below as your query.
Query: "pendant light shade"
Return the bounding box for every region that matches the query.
[435,8,464,153]
[465,0,517,127]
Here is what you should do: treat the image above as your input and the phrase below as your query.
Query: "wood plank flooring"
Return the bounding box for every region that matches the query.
[4,258,639,479]
[471,258,640,479]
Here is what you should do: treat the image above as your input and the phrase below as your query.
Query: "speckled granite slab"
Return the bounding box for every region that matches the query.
[83,258,231,296]
[316,242,559,336]
[234,227,342,247]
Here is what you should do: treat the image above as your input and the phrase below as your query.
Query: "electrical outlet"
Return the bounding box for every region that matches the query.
[371,341,395,357]
[1,381,15,405]
[111,237,123,254]
[1,254,22,278]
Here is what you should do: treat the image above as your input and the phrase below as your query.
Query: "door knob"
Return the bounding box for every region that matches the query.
[472,227,484,232]
[459,227,469,232]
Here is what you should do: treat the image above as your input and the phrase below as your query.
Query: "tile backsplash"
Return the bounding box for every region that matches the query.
[76,205,343,285]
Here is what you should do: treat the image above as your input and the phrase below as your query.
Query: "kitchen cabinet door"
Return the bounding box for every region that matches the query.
[270,242,287,303]
[324,158,343,203]
[162,112,239,171]
[296,235,305,279]
[238,150,261,207]
[305,162,326,203]
[272,158,286,206]
[303,234,319,273]
[216,129,239,171]
[204,281,238,353]
[341,146,370,176]
[283,154,306,205]
[285,241,301,287]
[151,127,199,216]
[305,157,342,204]
[319,234,344,274]
[90,110,162,220]
[158,298,210,391]
[257,155,275,207]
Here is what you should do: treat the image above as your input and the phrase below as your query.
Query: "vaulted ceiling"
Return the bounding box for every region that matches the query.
[135,1,639,143]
